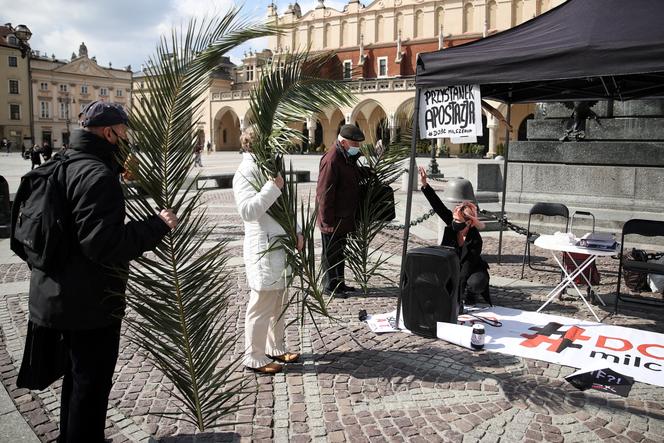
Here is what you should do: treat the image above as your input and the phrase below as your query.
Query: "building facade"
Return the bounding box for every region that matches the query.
[200,0,565,153]
[0,25,31,150]
[31,42,132,148]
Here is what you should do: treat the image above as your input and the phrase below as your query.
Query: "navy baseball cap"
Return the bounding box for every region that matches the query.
[81,101,129,128]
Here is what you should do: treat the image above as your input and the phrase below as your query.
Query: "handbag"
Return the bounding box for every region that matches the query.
[16,321,66,390]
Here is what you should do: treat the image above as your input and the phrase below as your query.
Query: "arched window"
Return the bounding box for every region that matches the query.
[376,15,384,42]
[324,23,331,48]
[463,2,474,33]
[308,26,315,49]
[513,0,525,26]
[488,1,497,30]
[341,21,348,47]
[414,10,424,38]
[294,26,300,50]
[434,7,445,34]
[359,18,366,44]
[395,12,404,38]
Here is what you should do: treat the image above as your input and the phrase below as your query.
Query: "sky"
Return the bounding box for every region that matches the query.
[1,0,346,71]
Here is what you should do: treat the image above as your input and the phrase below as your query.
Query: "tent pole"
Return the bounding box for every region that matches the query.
[497,102,512,264]
[396,87,422,329]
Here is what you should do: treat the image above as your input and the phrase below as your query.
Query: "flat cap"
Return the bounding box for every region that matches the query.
[339,124,365,142]
[81,101,129,128]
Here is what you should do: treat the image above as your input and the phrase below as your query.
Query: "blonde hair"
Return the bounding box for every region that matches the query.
[453,201,485,229]
[240,126,256,151]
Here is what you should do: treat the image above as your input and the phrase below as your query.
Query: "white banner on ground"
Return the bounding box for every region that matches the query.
[457,307,664,387]
[419,85,483,139]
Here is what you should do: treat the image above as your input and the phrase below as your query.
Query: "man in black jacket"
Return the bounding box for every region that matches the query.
[28,102,178,443]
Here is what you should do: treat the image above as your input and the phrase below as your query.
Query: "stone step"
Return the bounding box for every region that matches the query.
[541,100,664,119]
[508,141,664,166]
[527,118,664,141]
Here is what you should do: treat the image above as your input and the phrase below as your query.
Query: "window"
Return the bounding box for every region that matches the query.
[341,21,348,47]
[81,84,88,94]
[376,15,384,42]
[9,79,19,94]
[377,57,388,77]
[116,89,123,97]
[100,87,108,96]
[343,60,352,80]
[40,101,50,118]
[59,102,70,119]
[8,35,18,45]
[246,65,254,82]
[414,10,424,38]
[9,104,20,120]
[40,82,48,91]
[59,84,68,92]
[8,56,17,67]
[463,2,474,33]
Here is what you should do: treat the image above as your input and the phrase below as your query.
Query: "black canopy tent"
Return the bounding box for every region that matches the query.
[396,0,664,325]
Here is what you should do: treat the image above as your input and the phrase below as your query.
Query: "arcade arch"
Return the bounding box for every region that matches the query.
[213,107,241,151]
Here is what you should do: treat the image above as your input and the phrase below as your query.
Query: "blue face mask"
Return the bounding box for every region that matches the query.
[347,146,360,156]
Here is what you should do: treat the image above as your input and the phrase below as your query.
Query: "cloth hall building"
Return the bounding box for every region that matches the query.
[162,0,566,154]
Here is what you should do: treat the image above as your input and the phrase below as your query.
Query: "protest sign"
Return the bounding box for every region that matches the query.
[419,85,483,139]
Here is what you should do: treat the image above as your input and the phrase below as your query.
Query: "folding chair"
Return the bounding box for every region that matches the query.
[614,219,664,314]
[521,202,569,279]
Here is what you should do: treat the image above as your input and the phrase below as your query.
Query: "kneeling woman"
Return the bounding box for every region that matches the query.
[233,127,303,374]
[418,167,492,306]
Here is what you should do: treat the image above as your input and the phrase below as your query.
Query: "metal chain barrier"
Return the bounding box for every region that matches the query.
[384,209,436,230]
[479,208,531,236]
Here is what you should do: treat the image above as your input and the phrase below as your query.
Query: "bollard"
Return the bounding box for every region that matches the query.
[0,175,10,238]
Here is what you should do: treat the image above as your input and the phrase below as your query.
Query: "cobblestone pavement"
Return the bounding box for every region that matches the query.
[1,186,663,443]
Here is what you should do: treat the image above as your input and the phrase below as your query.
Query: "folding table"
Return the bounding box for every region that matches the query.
[534,234,617,322]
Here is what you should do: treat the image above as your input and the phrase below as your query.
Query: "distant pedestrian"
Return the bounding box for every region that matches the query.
[2,138,8,154]
[193,144,203,167]
[29,144,42,170]
[42,141,52,161]
[206,140,211,153]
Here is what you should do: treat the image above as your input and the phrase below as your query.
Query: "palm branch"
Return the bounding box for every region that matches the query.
[346,141,409,295]
[120,10,278,431]
[245,51,355,327]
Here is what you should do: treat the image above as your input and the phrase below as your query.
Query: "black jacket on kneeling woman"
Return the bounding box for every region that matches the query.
[420,184,491,305]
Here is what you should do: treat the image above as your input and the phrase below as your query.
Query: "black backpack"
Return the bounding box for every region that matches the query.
[10,152,98,271]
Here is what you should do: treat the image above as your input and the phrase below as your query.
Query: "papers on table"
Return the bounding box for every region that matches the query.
[577,232,617,250]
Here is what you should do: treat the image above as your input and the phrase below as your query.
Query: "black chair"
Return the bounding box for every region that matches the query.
[614,219,664,314]
[521,202,569,279]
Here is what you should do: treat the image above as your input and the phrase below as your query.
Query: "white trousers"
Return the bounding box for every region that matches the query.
[243,288,288,368]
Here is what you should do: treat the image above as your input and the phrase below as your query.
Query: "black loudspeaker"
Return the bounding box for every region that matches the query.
[401,246,459,338]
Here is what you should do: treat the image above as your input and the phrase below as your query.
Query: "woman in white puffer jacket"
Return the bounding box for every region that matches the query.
[232,127,303,374]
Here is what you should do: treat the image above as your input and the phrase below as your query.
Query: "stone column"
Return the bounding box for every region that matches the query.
[307,116,316,147]
[487,115,498,158]
[388,112,397,144]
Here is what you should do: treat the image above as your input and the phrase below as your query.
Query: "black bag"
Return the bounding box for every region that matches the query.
[10,152,96,271]
[358,182,396,223]
[624,248,649,292]
[17,321,66,390]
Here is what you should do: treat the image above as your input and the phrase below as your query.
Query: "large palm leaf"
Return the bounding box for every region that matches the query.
[346,141,409,294]
[121,10,277,431]
[245,52,355,327]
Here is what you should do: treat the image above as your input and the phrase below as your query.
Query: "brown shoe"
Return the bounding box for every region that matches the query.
[268,352,300,364]
[249,362,283,374]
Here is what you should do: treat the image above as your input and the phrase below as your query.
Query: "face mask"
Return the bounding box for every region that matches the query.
[452,221,467,232]
[347,146,360,156]
[108,127,128,145]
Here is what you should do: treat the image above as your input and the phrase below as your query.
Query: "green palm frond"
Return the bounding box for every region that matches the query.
[246,51,355,326]
[121,10,278,431]
[346,142,409,294]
